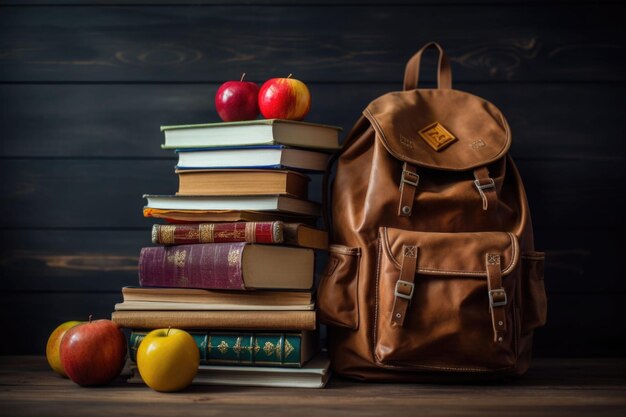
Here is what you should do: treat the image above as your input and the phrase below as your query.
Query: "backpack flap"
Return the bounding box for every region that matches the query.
[363,89,511,172]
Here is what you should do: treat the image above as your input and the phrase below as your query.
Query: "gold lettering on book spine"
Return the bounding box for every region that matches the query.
[284,339,294,358]
[232,337,243,354]
[263,341,275,356]
[248,339,261,354]
[245,222,257,243]
[159,225,176,245]
[166,249,187,267]
[199,224,214,243]
[218,340,229,354]
[227,246,242,267]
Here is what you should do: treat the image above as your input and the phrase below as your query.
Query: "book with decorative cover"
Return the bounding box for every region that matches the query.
[111,310,317,330]
[138,243,314,290]
[128,331,318,367]
[151,221,328,250]
[152,221,282,245]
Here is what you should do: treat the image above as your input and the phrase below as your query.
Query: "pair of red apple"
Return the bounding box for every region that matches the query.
[215,74,311,122]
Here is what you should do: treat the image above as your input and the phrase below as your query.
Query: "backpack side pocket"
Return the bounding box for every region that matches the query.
[318,244,360,329]
[521,252,547,333]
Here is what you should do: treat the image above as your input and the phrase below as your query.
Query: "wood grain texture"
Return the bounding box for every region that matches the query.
[1,229,623,294]
[1,83,625,159]
[0,5,624,82]
[0,356,625,417]
[0,158,623,229]
[0,292,624,356]
[5,1,616,5]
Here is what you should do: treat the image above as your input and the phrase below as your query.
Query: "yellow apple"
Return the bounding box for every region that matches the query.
[137,328,199,392]
[46,321,82,377]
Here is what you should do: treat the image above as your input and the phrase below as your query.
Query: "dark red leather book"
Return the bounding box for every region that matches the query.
[151,221,281,245]
[138,243,314,290]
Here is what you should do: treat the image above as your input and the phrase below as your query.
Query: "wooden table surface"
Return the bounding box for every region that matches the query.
[1,357,625,417]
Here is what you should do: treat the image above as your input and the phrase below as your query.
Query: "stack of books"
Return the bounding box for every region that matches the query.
[112,119,341,389]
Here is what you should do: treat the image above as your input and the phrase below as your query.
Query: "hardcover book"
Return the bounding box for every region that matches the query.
[114,300,314,311]
[138,243,314,290]
[143,194,320,217]
[143,208,316,224]
[176,169,309,199]
[128,330,318,367]
[122,286,314,306]
[161,119,341,151]
[128,352,331,388]
[111,310,317,330]
[151,221,328,250]
[175,145,329,171]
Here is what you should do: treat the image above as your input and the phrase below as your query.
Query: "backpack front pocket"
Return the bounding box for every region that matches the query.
[374,227,520,372]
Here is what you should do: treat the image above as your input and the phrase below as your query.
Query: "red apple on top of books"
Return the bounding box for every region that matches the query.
[215,73,260,122]
[258,74,311,121]
[59,316,127,386]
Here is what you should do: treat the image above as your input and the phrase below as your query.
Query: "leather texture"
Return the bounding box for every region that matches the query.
[318,42,547,381]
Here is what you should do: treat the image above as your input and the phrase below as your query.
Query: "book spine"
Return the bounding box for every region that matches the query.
[151,222,283,245]
[138,243,247,290]
[111,310,317,330]
[129,331,306,367]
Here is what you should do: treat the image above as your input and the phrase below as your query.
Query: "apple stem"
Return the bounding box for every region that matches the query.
[88,314,93,323]
[167,326,171,337]
[287,73,292,79]
[240,73,246,82]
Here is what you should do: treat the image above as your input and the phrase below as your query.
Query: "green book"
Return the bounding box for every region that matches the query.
[160,119,342,151]
[129,330,318,368]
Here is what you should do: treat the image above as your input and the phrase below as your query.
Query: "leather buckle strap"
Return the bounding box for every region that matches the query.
[485,253,507,343]
[398,163,418,217]
[488,288,508,307]
[391,245,418,326]
[473,167,498,211]
[401,170,419,187]
[394,280,415,300]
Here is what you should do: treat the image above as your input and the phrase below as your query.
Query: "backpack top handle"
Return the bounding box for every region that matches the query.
[403,42,452,91]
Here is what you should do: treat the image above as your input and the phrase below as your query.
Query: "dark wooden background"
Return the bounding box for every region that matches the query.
[1,1,624,356]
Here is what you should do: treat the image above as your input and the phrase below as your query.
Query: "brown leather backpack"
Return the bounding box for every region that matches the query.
[318,42,547,381]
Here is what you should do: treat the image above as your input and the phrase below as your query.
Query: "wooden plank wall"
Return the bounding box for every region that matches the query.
[1,1,625,356]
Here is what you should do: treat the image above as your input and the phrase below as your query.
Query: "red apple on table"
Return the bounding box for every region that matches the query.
[59,316,127,386]
[215,73,260,122]
[258,74,311,121]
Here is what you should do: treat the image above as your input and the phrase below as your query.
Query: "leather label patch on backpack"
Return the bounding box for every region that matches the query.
[418,122,457,151]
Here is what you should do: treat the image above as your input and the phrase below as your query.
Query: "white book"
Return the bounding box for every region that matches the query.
[161,119,341,151]
[176,145,329,171]
[128,353,331,389]
[143,194,320,217]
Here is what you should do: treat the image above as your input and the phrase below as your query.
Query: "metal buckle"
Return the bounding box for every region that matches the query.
[401,170,419,187]
[474,178,495,191]
[489,289,507,307]
[394,280,414,300]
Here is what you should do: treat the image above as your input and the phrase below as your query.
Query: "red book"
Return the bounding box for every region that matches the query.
[151,221,328,250]
[151,222,281,245]
[138,243,314,290]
